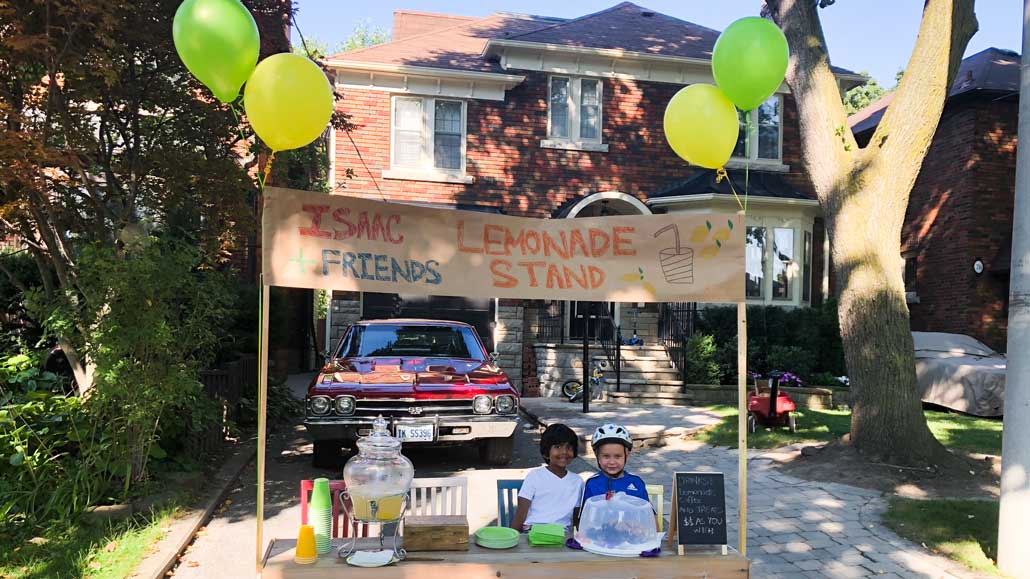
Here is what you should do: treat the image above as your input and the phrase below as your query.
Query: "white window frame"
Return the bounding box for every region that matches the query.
[745,226,767,300]
[731,94,784,164]
[745,218,813,307]
[542,75,608,152]
[386,96,470,183]
[771,227,796,302]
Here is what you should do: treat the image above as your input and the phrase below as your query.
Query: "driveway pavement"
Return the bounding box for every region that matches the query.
[171,382,987,579]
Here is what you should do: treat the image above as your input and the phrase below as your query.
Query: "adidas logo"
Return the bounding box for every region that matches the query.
[627,483,638,491]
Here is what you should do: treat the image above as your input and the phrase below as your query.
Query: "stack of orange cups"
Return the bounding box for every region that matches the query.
[294,524,317,565]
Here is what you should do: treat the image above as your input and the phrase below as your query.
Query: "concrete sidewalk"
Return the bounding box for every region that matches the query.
[519,397,723,454]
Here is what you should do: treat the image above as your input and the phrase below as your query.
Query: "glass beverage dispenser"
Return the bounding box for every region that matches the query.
[339,416,414,562]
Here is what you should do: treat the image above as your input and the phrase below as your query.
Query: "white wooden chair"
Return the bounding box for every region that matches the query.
[407,476,468,517]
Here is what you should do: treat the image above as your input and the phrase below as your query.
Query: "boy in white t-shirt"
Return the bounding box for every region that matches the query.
[509,423,583,531]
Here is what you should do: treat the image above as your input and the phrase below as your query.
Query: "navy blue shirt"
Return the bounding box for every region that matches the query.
[580,471,650,507]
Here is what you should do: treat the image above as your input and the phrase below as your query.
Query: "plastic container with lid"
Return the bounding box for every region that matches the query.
[342,416,414,523]
[575,492,660,557]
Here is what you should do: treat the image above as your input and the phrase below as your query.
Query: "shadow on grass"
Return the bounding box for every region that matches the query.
[696,405,1003,455]
[924,410,1003,455]
[883,497,999,575]
[0,506,177,579]
[696,406,851,449]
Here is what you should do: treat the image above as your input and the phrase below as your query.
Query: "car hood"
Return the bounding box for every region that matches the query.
[313,357,513,397]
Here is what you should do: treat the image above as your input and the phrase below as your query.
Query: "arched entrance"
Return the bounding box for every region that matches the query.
[561,191,652,340]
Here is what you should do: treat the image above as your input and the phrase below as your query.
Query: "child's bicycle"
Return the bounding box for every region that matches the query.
[562,364,605,402]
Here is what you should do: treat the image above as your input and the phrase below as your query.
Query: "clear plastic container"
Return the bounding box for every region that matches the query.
[575,492,660,557]
[342,416,414,522]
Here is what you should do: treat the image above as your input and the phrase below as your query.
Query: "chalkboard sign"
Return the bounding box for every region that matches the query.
[673,472,727,546]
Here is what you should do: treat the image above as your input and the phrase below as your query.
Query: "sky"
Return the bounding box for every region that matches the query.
[292,1,1021,88]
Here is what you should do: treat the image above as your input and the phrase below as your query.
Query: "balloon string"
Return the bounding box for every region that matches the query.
[744,112,751,213]
[258,152,276,190]
[715,167,745,211]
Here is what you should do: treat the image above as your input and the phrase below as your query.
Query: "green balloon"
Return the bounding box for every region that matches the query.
[712,17,789,111]
[173,0,260,103]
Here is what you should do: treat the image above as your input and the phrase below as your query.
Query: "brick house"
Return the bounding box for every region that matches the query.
[322,3,863,395]
[850,48,1018,352]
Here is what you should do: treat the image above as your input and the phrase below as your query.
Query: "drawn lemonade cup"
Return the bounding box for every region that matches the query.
[654,224,694,284]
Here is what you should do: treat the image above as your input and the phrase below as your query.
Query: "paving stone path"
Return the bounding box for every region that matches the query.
[521,395,988,579]
[594,437,984,579]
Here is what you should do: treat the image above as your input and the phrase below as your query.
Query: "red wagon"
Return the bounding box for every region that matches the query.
[746,371,797,433]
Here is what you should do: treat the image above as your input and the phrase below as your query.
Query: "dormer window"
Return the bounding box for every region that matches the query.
[542,76,608,152]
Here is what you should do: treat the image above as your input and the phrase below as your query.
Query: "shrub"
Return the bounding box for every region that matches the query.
[0,391,111,528]
[765,345,815,382]
[0,351,64,395]
[683,334,720,384]
[238,377,303,428]
[26,238,234,485]
[697,300,845,384]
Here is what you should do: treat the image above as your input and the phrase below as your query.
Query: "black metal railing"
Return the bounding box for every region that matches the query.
[595,303,622,393]
[536,300,565,343]
[658,302,698,384]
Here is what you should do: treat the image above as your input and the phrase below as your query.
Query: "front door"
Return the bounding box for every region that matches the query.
[569,301,615,341]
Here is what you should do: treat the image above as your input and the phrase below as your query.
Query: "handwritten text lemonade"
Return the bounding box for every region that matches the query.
[457,220,637,290]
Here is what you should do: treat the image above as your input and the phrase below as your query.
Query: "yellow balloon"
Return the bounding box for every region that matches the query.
[244,53,334,152]
[663,84,739,169]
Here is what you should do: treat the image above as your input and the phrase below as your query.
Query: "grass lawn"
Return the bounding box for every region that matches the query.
[883,497,999,575]
[924,411,1003,455]
[698,405,1002,454]
[0,506,179,579]
[697,405,851,449]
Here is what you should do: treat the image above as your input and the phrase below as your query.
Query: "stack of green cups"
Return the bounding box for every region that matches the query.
[310,478,333,555]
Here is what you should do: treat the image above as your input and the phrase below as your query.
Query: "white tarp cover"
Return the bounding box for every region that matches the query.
[913,331,1006,417]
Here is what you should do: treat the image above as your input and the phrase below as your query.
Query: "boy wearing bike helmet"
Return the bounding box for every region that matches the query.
[580,423,651,506]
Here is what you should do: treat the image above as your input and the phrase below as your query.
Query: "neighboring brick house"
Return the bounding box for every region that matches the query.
[323,3,863,394]
[850,48,1018,352]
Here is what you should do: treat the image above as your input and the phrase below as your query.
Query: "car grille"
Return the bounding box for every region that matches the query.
[354,399,474,418]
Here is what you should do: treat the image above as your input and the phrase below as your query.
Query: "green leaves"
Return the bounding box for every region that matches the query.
[9,452,24,466]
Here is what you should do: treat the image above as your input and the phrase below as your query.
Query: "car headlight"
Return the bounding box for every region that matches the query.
[473,395,493,414]
[495,395,516,414]
[309,396,331,416]
[334,395,355,415]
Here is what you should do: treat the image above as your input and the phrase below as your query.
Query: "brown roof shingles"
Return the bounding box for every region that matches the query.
[329,13,560,73]
[330,2,857,77]
[508,2,720,60]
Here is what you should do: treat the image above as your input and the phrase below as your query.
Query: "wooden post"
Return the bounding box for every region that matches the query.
[256,281,270,576]
[736,302,748,556]
[582,308,590,414]
[615,325,621,393]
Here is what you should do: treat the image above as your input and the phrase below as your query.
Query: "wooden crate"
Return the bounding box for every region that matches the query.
[403,515,469,551]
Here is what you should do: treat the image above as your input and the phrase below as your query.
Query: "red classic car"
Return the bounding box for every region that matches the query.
[305,319,519,467]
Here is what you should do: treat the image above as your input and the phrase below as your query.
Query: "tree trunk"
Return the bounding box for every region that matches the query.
[828,200,951,465]
[765,0,977,466]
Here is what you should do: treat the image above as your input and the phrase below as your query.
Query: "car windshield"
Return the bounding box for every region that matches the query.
[338,324,487,360]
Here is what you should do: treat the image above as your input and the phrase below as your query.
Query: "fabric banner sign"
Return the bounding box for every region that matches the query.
[262,187,744,303]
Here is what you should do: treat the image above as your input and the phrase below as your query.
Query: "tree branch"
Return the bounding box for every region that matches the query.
[765,0,857,210]
[866,0,977,196]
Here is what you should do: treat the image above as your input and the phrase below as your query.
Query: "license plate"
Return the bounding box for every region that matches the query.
[395,424,434,442]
